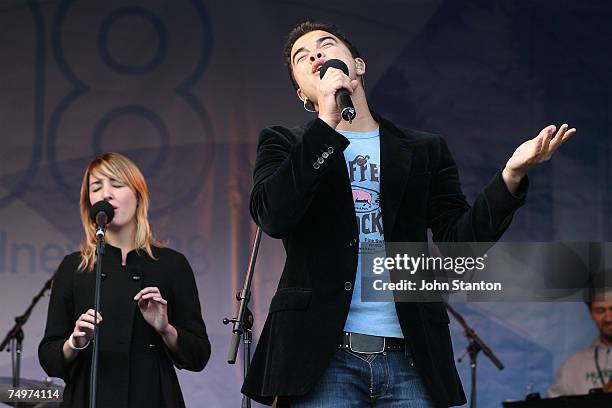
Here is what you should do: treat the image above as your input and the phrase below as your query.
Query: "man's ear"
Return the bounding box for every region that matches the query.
[355,58,366,76]
[296,88,306,103]
[297,88,317,112]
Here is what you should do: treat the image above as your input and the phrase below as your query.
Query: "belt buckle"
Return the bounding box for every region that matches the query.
[348,333,386,354]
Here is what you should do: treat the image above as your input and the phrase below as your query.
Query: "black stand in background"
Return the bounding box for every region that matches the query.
[0,277,53,388]
[88,232,106,408]
[224,227,262,408]
[0,278,63,407]
[445,303,504,408]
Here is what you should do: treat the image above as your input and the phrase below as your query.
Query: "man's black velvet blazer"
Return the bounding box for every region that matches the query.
[242,114,528,407]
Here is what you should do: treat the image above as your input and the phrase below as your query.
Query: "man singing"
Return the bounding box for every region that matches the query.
[242,21,576,407]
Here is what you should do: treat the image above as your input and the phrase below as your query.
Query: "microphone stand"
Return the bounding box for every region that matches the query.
[0,277,54,388]
[89,225,106,408]
[224,227,262,408]
[445,303,504,408]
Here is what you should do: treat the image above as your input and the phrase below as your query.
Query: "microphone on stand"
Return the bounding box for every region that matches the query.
[89,201,115,237]
[87,200,114,408]
[319,59,357,124]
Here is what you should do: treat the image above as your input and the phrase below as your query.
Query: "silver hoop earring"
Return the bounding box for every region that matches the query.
[303,98,316,113]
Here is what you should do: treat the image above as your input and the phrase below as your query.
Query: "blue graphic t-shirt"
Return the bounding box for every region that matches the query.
[339,128,404,338]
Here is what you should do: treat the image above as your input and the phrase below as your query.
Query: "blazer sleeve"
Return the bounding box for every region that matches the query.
[250,118,350,238]
[38,255,76,380]
[165,253,211,372]
[428,135,528,243]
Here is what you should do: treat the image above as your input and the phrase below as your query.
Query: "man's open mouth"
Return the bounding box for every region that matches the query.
[312,58,327,74]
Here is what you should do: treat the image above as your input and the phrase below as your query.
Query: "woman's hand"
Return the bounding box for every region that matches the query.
[72,309,103,348]
[134,287,179,351]
[134,287,169,334]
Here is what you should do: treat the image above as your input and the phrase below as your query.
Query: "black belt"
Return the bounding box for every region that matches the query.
[338,332,405,353]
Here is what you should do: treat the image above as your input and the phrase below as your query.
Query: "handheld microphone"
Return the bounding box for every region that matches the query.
[319,59,357,124]
[89,201,115,237]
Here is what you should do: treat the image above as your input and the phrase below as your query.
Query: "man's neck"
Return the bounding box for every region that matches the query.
[601,336,612,347]
[335,86,378,133]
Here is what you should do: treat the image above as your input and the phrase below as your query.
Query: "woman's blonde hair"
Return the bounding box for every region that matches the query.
[78,152,159,271]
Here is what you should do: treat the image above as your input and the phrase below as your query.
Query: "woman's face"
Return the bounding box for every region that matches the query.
[88,168,138,231]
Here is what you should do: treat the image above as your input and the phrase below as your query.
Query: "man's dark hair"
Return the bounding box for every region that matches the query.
[283,21,362,90]
[585,271,612,310]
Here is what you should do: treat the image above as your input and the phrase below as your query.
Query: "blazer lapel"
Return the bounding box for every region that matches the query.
[379,118,415,239]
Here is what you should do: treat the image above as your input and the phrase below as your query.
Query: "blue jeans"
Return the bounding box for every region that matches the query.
[289,349,435,407]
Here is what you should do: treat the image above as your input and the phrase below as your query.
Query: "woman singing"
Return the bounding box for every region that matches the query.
[39,152,211,407]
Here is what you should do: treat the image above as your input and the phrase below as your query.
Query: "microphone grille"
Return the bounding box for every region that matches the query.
[90,200,115,224]
[320,59,349,79]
